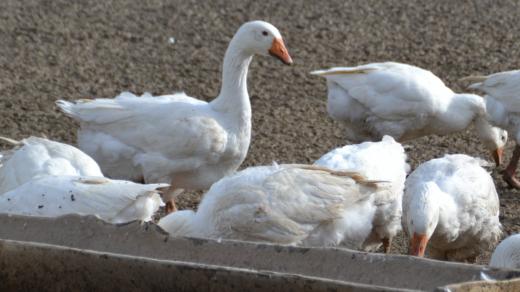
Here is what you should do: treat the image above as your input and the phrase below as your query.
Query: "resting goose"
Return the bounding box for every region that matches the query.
[490,234,520,269]
[158,164,389,249]
[403,154,501,262]
[0,136,103,195]
[314,136,409,253]
[311,62,507,166]
[463,71,520,188]
[0,175,166,224]
[56,21,292,213]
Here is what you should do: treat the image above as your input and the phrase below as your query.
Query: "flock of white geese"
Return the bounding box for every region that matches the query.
[2,20,520,269]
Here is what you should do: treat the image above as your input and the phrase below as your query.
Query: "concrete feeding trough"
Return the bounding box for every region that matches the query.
[0,214,519,291]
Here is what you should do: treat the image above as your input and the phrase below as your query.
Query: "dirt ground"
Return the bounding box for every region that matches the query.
[1,0,520,264]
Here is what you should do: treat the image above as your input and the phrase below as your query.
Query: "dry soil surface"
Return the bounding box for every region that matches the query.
[1,0,520,264]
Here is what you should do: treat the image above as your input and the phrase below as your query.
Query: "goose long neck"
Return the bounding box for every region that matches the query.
[211,39,253,112]
[451,93,486,117]
[436,93,486,131]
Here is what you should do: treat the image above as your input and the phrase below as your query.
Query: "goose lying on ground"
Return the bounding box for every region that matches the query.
[314,136,409,253]
[490,233,520,269]
[158,164,389,249]
[0,136,103,195]
[403,154,501,262]
[0,175,166,224]
[57,20,293,213]
[311,62,507,166]
[463,71,520,188]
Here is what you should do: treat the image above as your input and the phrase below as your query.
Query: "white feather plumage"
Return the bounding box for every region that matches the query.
[490,234,520,269]
[312,62,506,154]
[403,154,501,261]
[315,136,409,252]
[0,137,103,195]
[0,175,166,224]
[55,21,292,206]
[466,70,520,141]
[159,164,388,248]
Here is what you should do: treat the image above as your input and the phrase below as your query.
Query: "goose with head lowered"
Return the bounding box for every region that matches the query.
[158,164,389,248]
[314,136,409,253]
[403,154,501,262]
[311,62,507,166]
[56,21,292,213]
[462,71,520,188]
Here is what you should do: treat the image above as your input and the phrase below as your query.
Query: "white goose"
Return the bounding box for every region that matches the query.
[158,164,389,249]
[56,21,293,213]
[463,70,520,188]
[0,136,103,195]
[403,154,501,262]
[0,175,166,224]
[314,136,409,253]
[490,234,520,269]
[311,62,507,166]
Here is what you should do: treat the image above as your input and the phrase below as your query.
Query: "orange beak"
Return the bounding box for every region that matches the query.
[409,233,429,257]
[491,147,504,167]
[269,38,293,65]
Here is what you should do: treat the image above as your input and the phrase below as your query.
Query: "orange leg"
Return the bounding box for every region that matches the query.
[503,145,520,189]
[165,200,178,213]
[382,237,392,254]
[163,185,183,214]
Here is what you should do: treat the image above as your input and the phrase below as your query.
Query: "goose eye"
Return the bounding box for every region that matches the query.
[262,31,268,36]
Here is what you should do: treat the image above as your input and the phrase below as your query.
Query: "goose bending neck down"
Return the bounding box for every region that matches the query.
[447,95,507,166]
[462,71,520,188]
[403,154,501,262]
[473,116,507,166]
[311,62,507,166]
[158,164,386,248]
[407,182,444,257]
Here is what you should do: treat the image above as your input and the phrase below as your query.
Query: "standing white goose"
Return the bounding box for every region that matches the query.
[311,62,507,166]
[463,70,520,188]
[0,136,103,195]
[158,164,389,249]
[0,175,166,224]
[403,154,501,262]
[314,136,409,253]
[56,21,292,213]
[490,234,520,269]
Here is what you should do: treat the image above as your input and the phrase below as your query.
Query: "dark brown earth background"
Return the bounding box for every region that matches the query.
[1,0,520,264]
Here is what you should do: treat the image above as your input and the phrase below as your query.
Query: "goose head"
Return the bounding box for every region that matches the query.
[406,182,441,257]
[231,21,293,65]
[474,117,508,166]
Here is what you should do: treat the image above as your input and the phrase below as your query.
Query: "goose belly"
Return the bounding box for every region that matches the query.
[172,159,244,190]
[77,130,143,181]
[326,81,367,122]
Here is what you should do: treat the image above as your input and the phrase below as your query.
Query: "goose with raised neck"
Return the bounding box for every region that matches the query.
[56,20,292,213]
[210,40,252,113]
